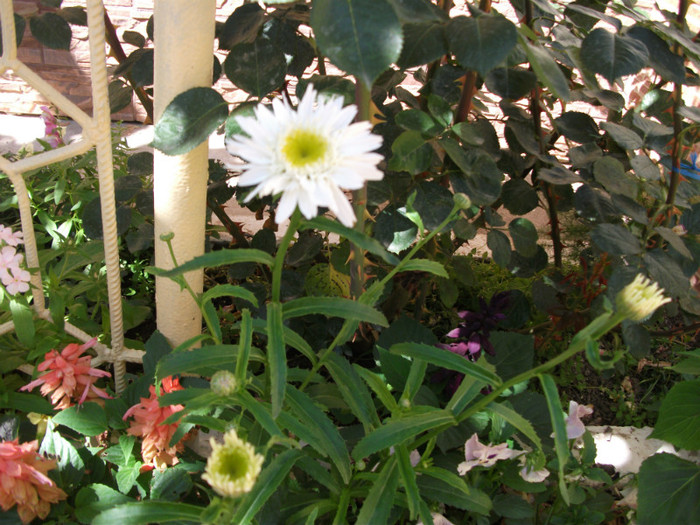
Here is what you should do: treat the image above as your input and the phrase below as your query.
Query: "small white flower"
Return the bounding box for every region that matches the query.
[203,429,264,498]
[615,274,670,322]
[520,464,550,483]
[226,87,384,227]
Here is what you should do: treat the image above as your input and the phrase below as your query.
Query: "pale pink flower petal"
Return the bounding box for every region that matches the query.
[457,433,521,475]
[565,401,594,439]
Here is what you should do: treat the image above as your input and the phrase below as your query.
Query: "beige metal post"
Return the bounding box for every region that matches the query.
[153,1,216,347]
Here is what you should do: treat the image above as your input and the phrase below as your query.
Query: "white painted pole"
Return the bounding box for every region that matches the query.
[153,0,216,347]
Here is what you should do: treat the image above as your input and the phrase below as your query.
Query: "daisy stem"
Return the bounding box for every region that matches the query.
[271,211,301,303]
[350,83,372,299]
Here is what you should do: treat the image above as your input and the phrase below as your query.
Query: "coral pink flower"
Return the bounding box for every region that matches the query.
[0,439,67,524]
[123,376,186,468]
[20,338,112,410]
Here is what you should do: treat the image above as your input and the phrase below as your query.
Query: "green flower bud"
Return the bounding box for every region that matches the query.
[210,370,237,396]
[453,192,471,210]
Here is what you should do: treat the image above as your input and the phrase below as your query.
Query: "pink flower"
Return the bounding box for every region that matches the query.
[520,464,550,483]
[457,433,521,475]
[20,338,112,410]
[0,439,67,524]
[39,106,64,148]
[565,401,593,439]
[2,265,31,295]
[0,224,23,246]
[0,245,22,281]
[123,376,187,468]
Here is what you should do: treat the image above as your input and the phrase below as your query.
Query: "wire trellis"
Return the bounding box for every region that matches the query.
[0,0,143,393]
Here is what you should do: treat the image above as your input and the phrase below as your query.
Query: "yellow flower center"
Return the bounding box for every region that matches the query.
[216,448,249,479]
[282,129,328,168]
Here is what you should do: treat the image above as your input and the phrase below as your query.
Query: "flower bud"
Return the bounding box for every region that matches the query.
[453,193,471,210]
[210,370,237,396]
[615,274,670,322]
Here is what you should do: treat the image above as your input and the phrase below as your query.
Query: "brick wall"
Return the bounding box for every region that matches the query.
[1,0,246,122]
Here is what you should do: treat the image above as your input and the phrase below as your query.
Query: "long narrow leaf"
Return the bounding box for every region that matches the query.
[400,259,448,278]
[390,342,502,386]
[267,302,286,418]
[156,345,264,380]
[93,501,203,524]
[282,297,388,326]
[417,467,492,515]
[354,365,399,413]
[326,353,380,431]
[286,386,352,484]
[352,408,455,461]
[148,248,274,278]
[201,284,258,307]
[356,457,399,524]
[248,318,316,365]
[303,216,400,265]
[446,375,484,415]
[488,402,543,451]
[230,449,301,525]
[235,309,254,385]
[400,359,427,405]
[539,373,570,505]
[234,390,282,437]
[396,445,422,520]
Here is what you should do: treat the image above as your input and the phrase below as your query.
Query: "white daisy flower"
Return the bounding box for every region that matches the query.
[225,87,384,227]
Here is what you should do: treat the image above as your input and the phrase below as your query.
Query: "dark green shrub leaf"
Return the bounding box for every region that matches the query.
[501,178,538,214]
[622,322,650,358]
[644,250,689,298]
[398,21,447,69]
[40,421,85,489]
[487,230,511,267]
[127,151,153,176]
[311,0,402,89]
[488,332,534,382]
[9,299,34,348]
[444,140,503,205]
[30,12,71,50]
[224,37,286,97]
[591,223,641,255]
[523,41,570,101]
[538,166,584,185]
[554,112,600,143]
[0,14,26,55]
[297,75,356,105]
[374,206,418,253]
[509,218,538,258]
[395,109,442,136]
[593,156,637,196]
[75,484,133,524]
[108,80,133,114]
[484,67,536,101]
[447,15,517,76]
[122,30,145,48]
[388,130,433,175]
[627,26,685,84]
[153,87,228,156]
[650,380,700,450]
[131,48,153,87]
[574,185,616,221]
[581,28,648,83]
[637,453,700,525]
[219,3,265,50]
[356,458,399,524]
[150,468,193,501]
[388,0,447,23]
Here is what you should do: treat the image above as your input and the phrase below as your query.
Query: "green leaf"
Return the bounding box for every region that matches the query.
[0,393,52,415]
[488,332,534,382]
[400,259,448,278]
[0,14,26,55]
[443,139,503,206]
[374,206,418,253]
[539,374,570,505]
[650,380,700,450]
[150,468,193,501]
[672,350,700,375]
[235,309,254,386]
[593,156,637,196]
[600,121,643,150]
[156,345,264,379]
[488,402,542,451]
[311,0,403,89]
[40,421,84,488]
[224,37,287,97]
[234,391,282,437]
[398,21,448,69]
[267,302,286,418]
[201,284,258,308]
[447,14,517,76]
[326,353,380,430]
[493,493,535,519]
[637,453,700,525]
[487,230,511,267]
[390,342,502,386]
[93,502,203,525]
[75,484,133,524]
[417,467,492,515]
[353,408,455,460]
[247,318,316,365]
[580,28,649,84]
[149,248,274,278]
[152,87,228,156]
[9,299,34,347]
[388,130,433,175]
[108,80,133,114]
[286,386,352,483]
[219,3,265,50]
[282,297,388,326]
[591,223,641,255]
[53,402,108,436]
[484,66,536,101]
[523,40,570,101]
[554,111,600,144]
[231,449,301,525]
[354,364,399,412]
[303,216,399,265]
[501,178,538,215]
[509,218,538,258]
[356,457,399,524]
[30,12,71,50]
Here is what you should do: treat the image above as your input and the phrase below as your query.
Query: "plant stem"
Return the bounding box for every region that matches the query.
[350,83,371,299]
[665,0,689,217]
[271,211,301,303]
